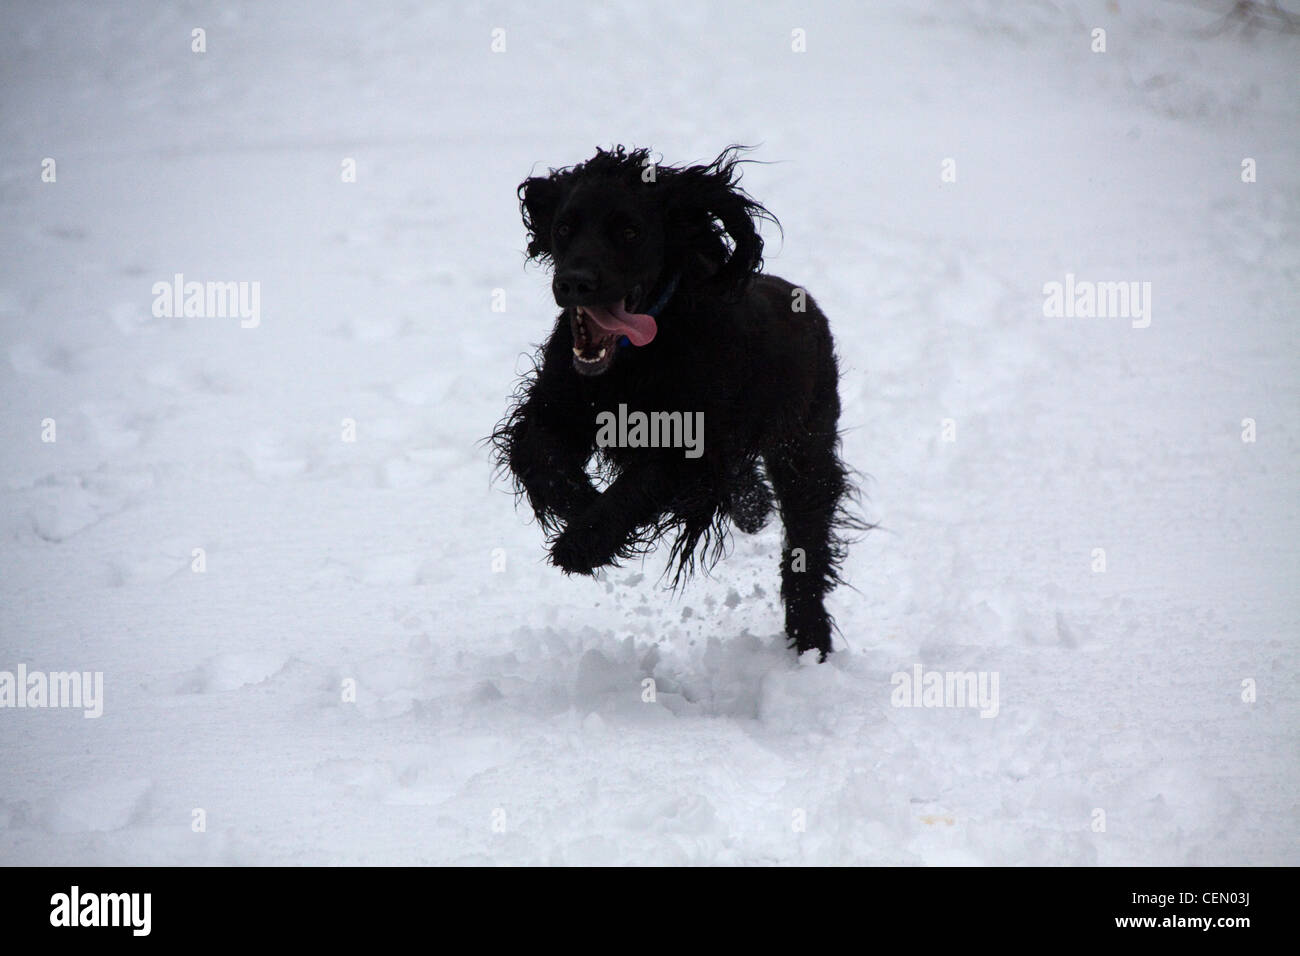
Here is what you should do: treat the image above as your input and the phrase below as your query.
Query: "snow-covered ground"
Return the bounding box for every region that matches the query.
[1,0,1296,865]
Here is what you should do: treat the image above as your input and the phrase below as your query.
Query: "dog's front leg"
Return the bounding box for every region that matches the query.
[493,327,608,530]
[506,414,600,531]
[549,463,671,576]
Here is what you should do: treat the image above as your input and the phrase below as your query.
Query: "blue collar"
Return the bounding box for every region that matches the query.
[619,273,679,348]
[644,272,680,318]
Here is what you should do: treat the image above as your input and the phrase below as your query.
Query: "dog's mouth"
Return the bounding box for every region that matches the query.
[571,308,617,375]
[570,290,658,376]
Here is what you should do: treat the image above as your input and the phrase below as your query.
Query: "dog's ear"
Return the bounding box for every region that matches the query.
[664,147,775,297]
[518,174,563,262]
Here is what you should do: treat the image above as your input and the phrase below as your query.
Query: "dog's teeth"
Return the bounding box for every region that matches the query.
[573,347,582,356]
[596,348,606,359]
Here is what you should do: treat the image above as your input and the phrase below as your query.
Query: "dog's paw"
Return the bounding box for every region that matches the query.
[549,524,618,576]
[785,615,832,662]
[731,483,773,535]
[728,461,774,535]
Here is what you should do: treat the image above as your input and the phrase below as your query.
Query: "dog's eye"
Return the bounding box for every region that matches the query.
[555,224,571,239]
[623,226,640,242]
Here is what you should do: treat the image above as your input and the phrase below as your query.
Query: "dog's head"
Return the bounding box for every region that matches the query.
[517,145,775,375]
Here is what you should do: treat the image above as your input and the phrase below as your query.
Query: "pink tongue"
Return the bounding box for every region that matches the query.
[582,301,657,347]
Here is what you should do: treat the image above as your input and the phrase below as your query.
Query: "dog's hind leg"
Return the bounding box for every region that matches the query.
[767,431,851,660]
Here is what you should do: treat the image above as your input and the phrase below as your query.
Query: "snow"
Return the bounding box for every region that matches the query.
[1,0,1296,865]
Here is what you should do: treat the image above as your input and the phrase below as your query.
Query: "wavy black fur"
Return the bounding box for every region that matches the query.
[490,145,867,659]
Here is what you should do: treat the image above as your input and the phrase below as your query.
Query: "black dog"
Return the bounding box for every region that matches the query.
[492,146,861,659]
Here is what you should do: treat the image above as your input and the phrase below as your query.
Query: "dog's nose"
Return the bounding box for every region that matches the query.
[553,268,599,304]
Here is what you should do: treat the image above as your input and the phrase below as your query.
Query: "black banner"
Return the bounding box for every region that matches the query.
[3,865,1279,942]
